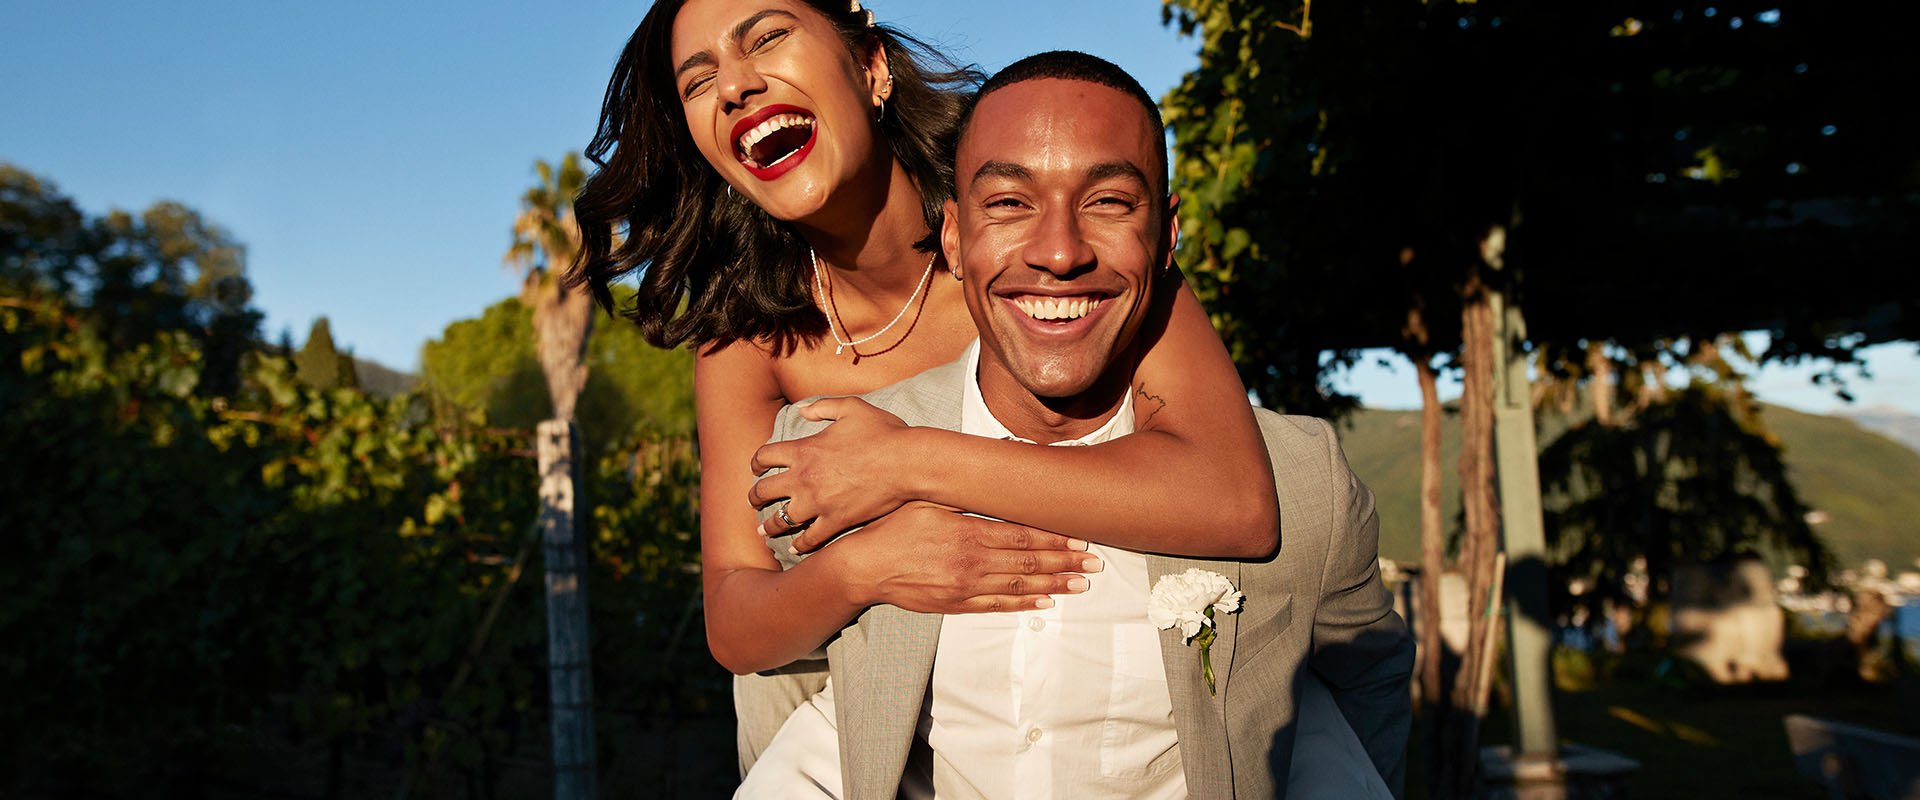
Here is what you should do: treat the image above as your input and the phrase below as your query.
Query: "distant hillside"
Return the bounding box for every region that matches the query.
[1838,405,1920,456]
[1762,404,1920,567]
[352,357,418,398]
[1334,408,1460,564]
[1335,403,1920,568]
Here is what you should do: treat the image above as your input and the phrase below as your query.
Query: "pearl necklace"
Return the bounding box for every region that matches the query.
[810,247,937,357]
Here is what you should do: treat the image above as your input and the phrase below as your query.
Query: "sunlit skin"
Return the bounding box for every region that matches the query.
[943,78,1180,441]
[667,1,1276,676]
[673,0,892,228]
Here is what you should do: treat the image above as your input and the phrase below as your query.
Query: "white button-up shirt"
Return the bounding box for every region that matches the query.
[912,341,1183,798]
[737,342,1184,799]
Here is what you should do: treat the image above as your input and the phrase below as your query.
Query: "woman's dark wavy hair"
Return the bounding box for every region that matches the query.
[567,0,982,353]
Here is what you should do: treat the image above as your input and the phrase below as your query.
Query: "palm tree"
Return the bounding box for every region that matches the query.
[505,152,596,800]
[507,154,592,422]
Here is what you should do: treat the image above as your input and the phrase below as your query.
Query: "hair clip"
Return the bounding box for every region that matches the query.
[849,0,875,26]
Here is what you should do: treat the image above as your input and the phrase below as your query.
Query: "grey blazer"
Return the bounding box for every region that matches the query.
[735,355,1414,799]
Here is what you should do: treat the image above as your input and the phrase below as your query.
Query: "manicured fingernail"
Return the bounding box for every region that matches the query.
[1035,597,1055,609]
[1066,538,1090,551]
[1082,557,1104,573]
[1066,577,1089,592]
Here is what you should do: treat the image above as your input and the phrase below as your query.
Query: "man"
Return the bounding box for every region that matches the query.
[742,52,1413,798]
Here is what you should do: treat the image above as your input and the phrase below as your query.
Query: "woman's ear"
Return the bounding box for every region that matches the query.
[865,42,893,103]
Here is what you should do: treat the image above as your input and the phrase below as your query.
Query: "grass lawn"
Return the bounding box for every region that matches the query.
[1464,675,1920,799]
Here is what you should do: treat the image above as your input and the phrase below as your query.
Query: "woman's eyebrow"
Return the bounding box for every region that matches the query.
[676,9,802,80]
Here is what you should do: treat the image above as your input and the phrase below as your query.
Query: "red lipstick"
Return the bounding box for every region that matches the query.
[730,104,817,182]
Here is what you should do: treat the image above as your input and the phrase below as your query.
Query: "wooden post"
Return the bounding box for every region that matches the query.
[538,419,596,800]
[1489,258,1560,761]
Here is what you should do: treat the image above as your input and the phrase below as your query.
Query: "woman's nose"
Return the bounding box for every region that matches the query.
[717,60,767,114]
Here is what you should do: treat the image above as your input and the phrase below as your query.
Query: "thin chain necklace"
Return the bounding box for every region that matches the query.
[810,247,936,357]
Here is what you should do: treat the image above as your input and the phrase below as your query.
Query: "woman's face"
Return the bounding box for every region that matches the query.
[670,0,889,225]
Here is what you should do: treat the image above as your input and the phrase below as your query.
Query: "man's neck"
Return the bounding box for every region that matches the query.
[975,354,1134,445]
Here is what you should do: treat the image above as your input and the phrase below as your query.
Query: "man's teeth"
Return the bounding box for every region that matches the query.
[1013,296,1101,321]
[737,113,814,162]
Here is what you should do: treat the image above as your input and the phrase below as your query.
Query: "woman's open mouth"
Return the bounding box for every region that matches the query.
[733,104,817,181]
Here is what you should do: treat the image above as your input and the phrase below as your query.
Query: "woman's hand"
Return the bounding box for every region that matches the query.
[823,502,1100,615]
[749,397,920,550]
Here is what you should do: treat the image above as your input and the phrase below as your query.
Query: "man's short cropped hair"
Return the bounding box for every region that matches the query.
[955,50,1169,194]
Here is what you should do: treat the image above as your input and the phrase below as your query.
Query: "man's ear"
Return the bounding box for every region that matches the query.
[941,198,962,278]
[1163,193,1183,269]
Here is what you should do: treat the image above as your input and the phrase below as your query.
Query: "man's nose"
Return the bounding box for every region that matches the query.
[1022,204,1095,277]
[717,61,767,114]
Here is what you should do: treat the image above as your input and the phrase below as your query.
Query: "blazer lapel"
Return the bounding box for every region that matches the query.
[1149,555,1242,798]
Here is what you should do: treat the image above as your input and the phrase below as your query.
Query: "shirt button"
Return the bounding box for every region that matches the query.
[1027,728,1045,743]
[1027,617,1046,632]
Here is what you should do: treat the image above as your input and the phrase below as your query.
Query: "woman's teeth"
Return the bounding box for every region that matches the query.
[1013,296,1101,321]
[737,113,815,168]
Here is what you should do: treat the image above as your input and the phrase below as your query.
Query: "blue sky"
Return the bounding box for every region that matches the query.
[4,1,1915,415]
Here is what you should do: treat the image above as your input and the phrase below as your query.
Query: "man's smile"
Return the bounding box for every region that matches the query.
[1009,293,1105,321]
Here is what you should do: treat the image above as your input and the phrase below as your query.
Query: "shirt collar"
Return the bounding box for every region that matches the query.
[959,339,1135,446]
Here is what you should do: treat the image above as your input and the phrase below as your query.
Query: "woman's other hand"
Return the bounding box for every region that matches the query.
[822,502,1098,615]
[749,397,920,548]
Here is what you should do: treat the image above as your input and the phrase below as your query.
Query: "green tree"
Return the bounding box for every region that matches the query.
[2,163,261,395]
[421,294,694,440]
[294,316,360,390]
[1,164,90,296]
[507,153,593,423]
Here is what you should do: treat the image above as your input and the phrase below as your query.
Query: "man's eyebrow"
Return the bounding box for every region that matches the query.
[970,160,1032,186]
[674,9,799,81]
[1086,160,1152,188]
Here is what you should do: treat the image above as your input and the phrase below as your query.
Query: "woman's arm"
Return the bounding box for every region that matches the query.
[696,343,1095,675]
[757,277,1278,559]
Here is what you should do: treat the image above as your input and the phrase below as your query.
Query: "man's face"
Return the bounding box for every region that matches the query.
[942,78,1177,405]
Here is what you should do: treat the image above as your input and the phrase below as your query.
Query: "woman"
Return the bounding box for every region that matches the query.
[566,0,1380,794]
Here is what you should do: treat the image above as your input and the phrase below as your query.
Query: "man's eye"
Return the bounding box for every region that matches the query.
[986,197,1026,209]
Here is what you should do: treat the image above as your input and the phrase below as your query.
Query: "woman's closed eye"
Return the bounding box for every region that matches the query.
[749,27,791,53]
[683,72,715,100]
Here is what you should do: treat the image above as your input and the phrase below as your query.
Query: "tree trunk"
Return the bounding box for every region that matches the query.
[1587,341,1615,427]
[525,272,594,423]
[1413,346,1449,792]
[1441,264,1502,799]
[1401,267,1458,795]
[538,420,596,800]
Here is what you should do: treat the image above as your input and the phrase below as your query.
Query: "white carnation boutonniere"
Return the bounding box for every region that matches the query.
[1148,568,1244,695]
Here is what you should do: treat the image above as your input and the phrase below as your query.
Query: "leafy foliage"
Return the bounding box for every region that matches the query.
[1,163,261,395]
[1539,386,1831,603]
[1159,0,1920,415]
[420,294,695,442]
[0,294,720,794]
[295,315,360,390]
[0,162,725,794]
